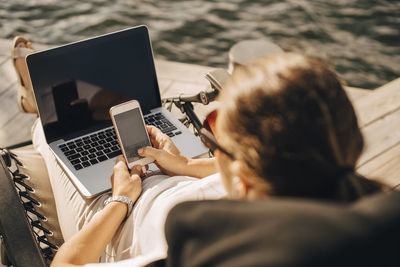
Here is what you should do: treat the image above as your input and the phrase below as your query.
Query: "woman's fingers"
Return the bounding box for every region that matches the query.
[138,146,162,159]
[146,125,169,148]
[113,156,128,174]
[129,165,143,177]
[146,125,163,136]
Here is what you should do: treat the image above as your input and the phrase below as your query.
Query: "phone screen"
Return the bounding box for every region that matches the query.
[114,108,150,163]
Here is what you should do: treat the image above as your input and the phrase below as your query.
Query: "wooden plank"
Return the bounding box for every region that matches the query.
[353,78,400,128]
[344,86,371,103]
[0,39,12,56]
[0,112,37,147]
[163,80,209,97]
[357,142,400,188]
[0,55,7,65]
[155,59,215,85]
[158,78,173,96]
[0,57,18,94]
[357,108,400,167]
[0,84,20,128]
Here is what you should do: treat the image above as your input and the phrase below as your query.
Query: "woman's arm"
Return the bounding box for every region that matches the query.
[139,126,217,178]
[51,157,142,267]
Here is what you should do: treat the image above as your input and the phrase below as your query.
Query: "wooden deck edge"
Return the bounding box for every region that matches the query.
[355,77,400,128]
[357,142,400,188]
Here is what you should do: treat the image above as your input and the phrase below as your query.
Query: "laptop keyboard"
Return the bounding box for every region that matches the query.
[144,112,182,137]
[58,112,182,171]
[58,128,121,171]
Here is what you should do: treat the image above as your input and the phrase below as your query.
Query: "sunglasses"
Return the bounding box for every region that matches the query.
[199,128,235,159]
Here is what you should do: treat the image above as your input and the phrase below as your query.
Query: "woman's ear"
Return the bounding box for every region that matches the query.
[230,160,271,200]
[230,161,251,198]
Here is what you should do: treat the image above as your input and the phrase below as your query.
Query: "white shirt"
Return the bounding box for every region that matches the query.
[87,173,226,266]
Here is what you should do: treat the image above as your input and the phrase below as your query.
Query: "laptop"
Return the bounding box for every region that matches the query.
[26,25,208,198]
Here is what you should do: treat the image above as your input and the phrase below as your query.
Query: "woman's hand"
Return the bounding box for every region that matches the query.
[138,126,191,176]
[139,126,218,178]
[52,157,143,267]
[111,156,142,203]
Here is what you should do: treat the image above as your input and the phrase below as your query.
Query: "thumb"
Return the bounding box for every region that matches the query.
[138,146,161,159]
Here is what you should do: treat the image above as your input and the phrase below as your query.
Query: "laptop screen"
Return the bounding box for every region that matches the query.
[27,26,161,143]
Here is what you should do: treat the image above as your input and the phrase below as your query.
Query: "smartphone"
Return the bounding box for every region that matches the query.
[110,100,154,169]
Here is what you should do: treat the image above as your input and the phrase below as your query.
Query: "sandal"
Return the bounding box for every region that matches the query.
[11,36,37,113]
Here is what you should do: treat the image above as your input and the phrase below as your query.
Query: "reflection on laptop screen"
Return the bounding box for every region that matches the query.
[27,26,161,143]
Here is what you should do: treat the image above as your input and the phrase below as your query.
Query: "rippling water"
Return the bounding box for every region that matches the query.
[1,0,399,89]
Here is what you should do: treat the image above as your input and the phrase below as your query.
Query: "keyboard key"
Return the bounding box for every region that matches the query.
[67,142,74,146]
[82,161,91,168]
[71,159,80,165]
[91,142,99,147]
[89,148,96,153]
[60,147,69,152]
[76,142,84,147]
[74,138,82,143]
[91,137,99,142]
[104,148,111,154]
[97,155,108,162]
[98,140,106,144]
[68,144,77,149]
[59,144,67,148]
[64,150,75,156]
[106,128,113,132]
[104,143,111,148]
[67,154,80,160]
[98,134,106,139]
[83,136,90,140]
[106,132,113,137]
[111,146,119,151]
[74,164,83,170]
[162,126,177,133]
[83,140,91,145]
[107,150,121,159]
[167,132,175,137]
[90,134,97,138]
[96,145,104,151]
[96,151,104,156]
[90,159,99,165]
[76,147,83,152]
[111,141,118,145]
[106,137,113,142]
[81,151,89,156]
[88,154,96,159]
[80,156,89,161]
[175,131,182,135]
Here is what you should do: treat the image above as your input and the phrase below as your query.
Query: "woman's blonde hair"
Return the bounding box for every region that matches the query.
[218,53,384,202]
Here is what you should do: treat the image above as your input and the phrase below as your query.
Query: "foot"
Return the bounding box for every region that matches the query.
[13,38,37,114]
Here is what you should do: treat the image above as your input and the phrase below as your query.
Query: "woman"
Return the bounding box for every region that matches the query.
[12,38,385,266]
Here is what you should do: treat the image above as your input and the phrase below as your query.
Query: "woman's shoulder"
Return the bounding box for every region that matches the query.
[164,191,400,266]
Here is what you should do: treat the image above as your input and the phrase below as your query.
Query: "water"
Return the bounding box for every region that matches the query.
[1,0,399,89]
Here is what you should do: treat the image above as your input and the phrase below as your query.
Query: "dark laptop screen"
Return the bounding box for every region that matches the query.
[27,26,161,143]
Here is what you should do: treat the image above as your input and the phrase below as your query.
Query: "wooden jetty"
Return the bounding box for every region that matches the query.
[0,38,399,188]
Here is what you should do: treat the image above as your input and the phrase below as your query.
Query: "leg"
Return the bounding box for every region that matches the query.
[31,119,109,240]
[12,37,37,114]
